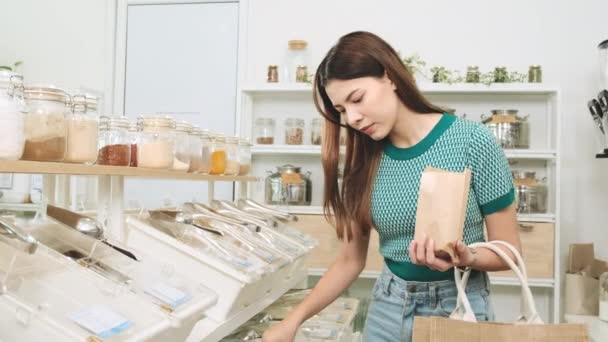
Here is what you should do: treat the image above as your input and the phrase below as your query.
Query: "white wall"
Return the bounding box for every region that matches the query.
[0,0,110,97]
[244,0,608,258]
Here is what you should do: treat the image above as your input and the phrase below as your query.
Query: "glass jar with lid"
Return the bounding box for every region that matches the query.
[255,117,275,145]
[209,133,226,175]
[128,121,138,167]
[311,118,322,145]
[199,129,212,174]
[0,69,25,160]
[172,121,191,172]
[224,136,240,176]
[22,85,69,161]
[188,126,203,173]
[285,118,304,145]
[238,138,252,176]
[97,116,131,166]
[284,40,311,83]
[137,116,175,169]
[64,94,98,164]
[465,66,481,83]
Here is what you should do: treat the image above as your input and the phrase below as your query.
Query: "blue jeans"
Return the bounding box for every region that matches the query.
[363,265,494,342]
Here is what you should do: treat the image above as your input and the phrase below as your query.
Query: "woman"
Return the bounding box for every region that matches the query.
[263,31,521,342]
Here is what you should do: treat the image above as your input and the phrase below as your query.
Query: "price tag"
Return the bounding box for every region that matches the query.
[68,305,132,338]
[281,173,302,184]
[144,282,190,308]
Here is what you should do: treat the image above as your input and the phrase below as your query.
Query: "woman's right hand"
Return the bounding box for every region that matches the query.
[261,319,298,342]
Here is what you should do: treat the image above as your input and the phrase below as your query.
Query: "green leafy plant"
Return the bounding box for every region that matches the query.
[401,53,428,78]
[0,61,23,72]
[430,66,463,84]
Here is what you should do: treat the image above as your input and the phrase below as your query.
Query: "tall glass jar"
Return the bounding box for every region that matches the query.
[137,116,175,169]
[284,40,311,83]
[199,129,211,174]
[22,85,69,161]
[311,118,322,145]
[128,121,138,167]
[64,94,98,164]
[238,138,252,176]
[172,121,191,172]
[97,116,131,166]
[209,133,226,175]
[255,117,275,145]
[0,69,25,160]
[224,136,240,176]
[285,118,304,145]
[188,126,203,173]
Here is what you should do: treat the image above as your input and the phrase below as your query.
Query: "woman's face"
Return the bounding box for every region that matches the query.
[325,74,400,141]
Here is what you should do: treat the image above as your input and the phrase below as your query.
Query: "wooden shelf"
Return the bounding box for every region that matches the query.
[0,161,258,181]
[242,83,559,95]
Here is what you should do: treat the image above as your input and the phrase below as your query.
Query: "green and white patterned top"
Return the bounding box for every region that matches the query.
[370,113,514,281]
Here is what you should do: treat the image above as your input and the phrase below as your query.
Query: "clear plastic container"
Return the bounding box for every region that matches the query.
[224,136,240,176]
[285,118,304,145]
[172,121,191,172]
[137,116,175,169]
[255,118,275,145]
[188,126,203,173]
[97,116,131,166]
[238,138,252,176]
[284,40,311,83]
[311,118,322,145]
[64,94,98,164]
[199,129,211,174]
[209,133,226,175]
[22,85,69,161]
[0,70,25,160]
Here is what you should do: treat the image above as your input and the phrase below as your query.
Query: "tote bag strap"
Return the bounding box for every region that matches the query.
[449,240,543,324]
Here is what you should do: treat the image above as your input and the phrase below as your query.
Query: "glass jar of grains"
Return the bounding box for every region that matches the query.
[64,94,98,164]
[209,133,226,175]
[97,116,131,166]
[224,136,240,176]
[238,138,252,176]
[137,116,175,169]
[172,121,191,172]
[285,118,304,145]
[22,85,69,161]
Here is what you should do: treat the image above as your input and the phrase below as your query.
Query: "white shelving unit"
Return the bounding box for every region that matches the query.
[238,82,562,323]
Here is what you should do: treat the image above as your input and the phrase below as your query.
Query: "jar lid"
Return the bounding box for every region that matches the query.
[212,132,226,143]
[189,126,202,136]
[100,116,129,130]
[0,69,23,90]
[285,118,304,125]
[529,65,541,69]
[71,94,98,113]
[288,40,308,50]
[138,115,176,129]
[200,129,211,138]
[277,164,301,173]
[175,120,193,133]
[226,136,239,144]
[255,117,275,124]
[24,84,69,104]
[491,109,518,116]
[467,66,479,71]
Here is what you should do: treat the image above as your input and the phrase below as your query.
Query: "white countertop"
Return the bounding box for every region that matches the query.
[564,314,608,342]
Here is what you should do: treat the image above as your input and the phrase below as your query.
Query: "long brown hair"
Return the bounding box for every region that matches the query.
[313,31,444,241]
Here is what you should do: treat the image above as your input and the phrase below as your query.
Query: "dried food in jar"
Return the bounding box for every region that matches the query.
[286,128,303,145]
[129,144,138,167]
[97,144,130,166]
[210,150,226,175]
[224,160,240,175]
[239,164,251,175]
[65,119,98,163]
[256,137,274,145]
[138,141,173,169]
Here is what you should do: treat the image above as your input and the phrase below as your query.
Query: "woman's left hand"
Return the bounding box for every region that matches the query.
[408,236,476,272]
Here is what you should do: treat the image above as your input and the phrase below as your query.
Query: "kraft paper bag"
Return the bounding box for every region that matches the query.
[412,316,589,342]
[567,244,595,274]
[414,167,472,263]
[565,273,599,315]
